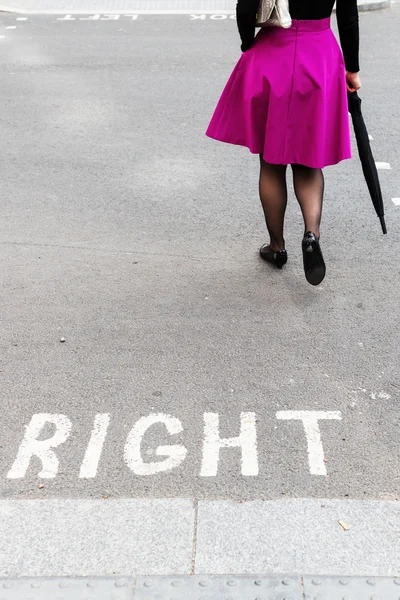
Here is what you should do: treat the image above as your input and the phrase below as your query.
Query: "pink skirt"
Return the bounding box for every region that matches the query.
[206,18,351,169]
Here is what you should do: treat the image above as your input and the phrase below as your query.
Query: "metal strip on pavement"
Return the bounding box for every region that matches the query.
[2,576,400,599]
[134,574,303,598]
[0,578,135,599]
[302,576,400,599]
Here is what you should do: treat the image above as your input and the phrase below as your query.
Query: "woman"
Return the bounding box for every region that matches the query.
[206,0,361,286]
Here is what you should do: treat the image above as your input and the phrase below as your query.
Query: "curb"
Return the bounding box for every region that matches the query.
[357,0,391,9]
[0,0,392,14]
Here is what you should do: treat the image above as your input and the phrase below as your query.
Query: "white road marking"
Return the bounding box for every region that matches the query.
[124,413,187,475]
[5,411,346,479]
[392,198,400,205]
[370,391,391,400]
[57,13,139,19]
[6,25,17,29]
[16,17,27,20]
[200,412,258,477]
[79,413,111,479]
[276,410,342,476]
[0,35,5,38]
[375,162,391,170]
[54,11,235,18]
[7,414,72,479]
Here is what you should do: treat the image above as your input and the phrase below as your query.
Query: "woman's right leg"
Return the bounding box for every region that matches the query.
[291,163,326,285]
[259,155,288,251]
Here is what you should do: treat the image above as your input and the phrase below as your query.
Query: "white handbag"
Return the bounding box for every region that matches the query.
[256,0,292,29]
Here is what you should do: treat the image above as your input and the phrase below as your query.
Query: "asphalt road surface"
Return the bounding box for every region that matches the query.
[0,6,399,506]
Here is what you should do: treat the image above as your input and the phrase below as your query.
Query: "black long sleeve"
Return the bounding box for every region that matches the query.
[336,0,360,72]
[236,0,259,52]
[236,0,360,72]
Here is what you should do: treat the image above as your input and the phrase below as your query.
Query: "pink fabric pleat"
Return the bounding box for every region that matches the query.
[206,18,351,169]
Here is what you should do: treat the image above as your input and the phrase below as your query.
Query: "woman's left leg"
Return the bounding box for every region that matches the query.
[259,156,288,251]
[291,163,324,238]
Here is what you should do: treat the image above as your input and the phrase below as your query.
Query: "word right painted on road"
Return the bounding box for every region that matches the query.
[6,411,341,480]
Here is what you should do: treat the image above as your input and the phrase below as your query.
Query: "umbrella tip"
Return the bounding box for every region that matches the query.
[379,215,387,235]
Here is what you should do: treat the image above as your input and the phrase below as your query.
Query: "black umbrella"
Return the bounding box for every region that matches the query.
[348,91,387,234]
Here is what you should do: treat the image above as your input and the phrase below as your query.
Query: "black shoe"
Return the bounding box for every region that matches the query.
[259,244,288,269]
[302,232,326,286]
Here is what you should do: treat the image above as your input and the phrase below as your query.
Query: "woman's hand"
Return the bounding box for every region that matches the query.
[346,71,361,93]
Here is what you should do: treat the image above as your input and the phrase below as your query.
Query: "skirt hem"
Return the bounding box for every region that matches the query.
[205,133,352,169]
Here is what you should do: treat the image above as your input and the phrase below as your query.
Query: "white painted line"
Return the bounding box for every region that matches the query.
[124,413,187,475]
[79,413,111,479]
[0,35,5,38]
[392,198,400,205]
[55,12,236,18]
[16,16,27,20]
[78,14,100,19]
[5,411,348,481]
[7,414,73,479]
[200,412,258,477]
[5,25,17,28]
[276,410,342,476]
[376,162,391,170]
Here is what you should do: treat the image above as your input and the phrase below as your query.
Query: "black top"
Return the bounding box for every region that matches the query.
[236,0,360,72]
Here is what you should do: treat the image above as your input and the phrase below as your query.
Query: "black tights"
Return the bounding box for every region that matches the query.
[259,156,324,250]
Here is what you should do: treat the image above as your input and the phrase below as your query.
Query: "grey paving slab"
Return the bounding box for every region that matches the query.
[303,575,400,599]
[135,575,303,599]
[0,578,135,599]
[0,500,195,576]
[0,0,391,15]
[195,499,400,576]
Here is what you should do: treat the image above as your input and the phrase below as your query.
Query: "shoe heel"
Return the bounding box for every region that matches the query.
[260,245,288,269]
[275,252,288,269]
[302,232,326,286]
